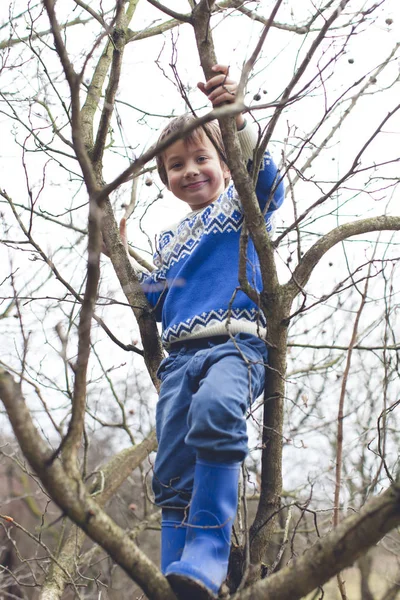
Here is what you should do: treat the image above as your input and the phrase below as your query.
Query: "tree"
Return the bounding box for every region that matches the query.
[1,1,399,598]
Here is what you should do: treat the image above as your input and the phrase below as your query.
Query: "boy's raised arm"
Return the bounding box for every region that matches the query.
[198,64,284,221]
[198,64,258,164]
[197,64,245,131]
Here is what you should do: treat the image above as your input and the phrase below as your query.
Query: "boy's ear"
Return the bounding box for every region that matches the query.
[222,162,231,179]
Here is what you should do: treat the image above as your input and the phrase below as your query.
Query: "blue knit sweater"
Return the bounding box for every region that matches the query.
[137,125,284,348]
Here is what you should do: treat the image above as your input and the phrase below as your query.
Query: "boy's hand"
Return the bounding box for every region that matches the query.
[197,64,245,130]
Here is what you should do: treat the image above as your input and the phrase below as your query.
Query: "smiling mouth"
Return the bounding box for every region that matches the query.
[183,180,208,189]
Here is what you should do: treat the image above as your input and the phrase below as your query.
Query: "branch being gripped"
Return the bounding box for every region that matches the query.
[127,0,249,42]
[192,2,279,295]
[286,216,400,300]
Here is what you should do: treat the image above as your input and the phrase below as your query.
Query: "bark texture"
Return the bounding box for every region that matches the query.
[235,485,400,599]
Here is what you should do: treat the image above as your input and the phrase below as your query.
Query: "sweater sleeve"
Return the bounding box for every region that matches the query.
[237,120,284,225]
[237,120,259,163]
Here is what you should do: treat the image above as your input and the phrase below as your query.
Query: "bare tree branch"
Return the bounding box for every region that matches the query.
[73,0,108,29]
[276,102,400,246]
[91,2,132,165]
[39,430,157,599]
[287,216,400,301]
[0,368,175,600]
[253,0,352,179]
[146,0,192,23]
[0,16,92,50]
[234,483,400,600]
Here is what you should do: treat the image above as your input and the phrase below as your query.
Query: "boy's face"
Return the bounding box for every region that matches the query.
[163,133,230,210]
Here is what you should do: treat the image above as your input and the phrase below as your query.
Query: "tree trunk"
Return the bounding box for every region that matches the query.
[250,291,290,568]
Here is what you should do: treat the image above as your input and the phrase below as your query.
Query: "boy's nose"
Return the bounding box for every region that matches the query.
[184,162,200,177]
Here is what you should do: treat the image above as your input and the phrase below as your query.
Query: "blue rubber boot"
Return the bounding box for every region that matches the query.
[161,509,187,574]
[165,459,240,599]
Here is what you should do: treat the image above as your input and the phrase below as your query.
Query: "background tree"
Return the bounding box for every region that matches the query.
[0,1,399,599]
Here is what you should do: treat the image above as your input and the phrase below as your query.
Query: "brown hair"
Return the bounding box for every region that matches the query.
[156,113,229,188]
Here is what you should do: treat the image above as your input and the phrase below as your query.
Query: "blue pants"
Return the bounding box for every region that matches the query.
[153,333,267,508]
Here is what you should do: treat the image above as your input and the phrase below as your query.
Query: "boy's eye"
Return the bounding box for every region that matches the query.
[170,163,182,170]
[197,156,208,163]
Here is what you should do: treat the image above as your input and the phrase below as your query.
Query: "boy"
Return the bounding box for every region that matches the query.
[125,65,284,599]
